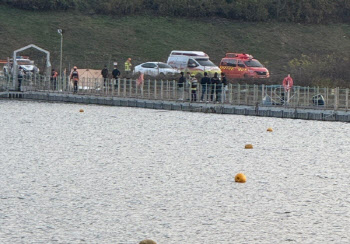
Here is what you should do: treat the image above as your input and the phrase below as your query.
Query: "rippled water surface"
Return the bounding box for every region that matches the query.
[1,100,350,243]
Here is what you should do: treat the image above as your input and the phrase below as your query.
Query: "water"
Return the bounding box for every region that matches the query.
[1,100,350,243]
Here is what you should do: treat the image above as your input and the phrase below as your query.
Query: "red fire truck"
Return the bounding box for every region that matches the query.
[219,53,269,79]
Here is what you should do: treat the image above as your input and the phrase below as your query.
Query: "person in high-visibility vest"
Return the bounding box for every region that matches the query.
[124,58,132,78]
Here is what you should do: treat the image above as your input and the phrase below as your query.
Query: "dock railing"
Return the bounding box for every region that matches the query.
[1,74,349,110]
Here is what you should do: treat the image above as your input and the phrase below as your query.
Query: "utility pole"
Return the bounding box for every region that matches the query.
[57,29,63,78]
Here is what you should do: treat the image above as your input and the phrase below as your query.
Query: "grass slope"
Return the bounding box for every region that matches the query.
[1,5,350,83]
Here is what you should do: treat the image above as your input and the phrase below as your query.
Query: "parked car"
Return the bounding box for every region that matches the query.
[133,62,179,78]
[167,50,221,77]
[219,53,269,79]
[3,57,40,77]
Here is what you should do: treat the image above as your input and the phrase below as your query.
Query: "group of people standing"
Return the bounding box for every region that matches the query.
[178,71,228,102]
[101,58,132,82]
[62,58,131,93]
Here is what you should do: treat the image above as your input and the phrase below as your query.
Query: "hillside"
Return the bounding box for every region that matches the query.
[1,5,350,86]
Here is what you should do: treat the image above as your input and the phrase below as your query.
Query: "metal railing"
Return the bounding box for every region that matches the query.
[1,74,349,110]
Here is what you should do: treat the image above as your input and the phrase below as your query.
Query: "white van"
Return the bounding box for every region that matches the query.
[167,50,221,77]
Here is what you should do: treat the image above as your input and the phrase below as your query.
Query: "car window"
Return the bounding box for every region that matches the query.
[244,60,263,67]
[141,63,157,68]
[188,59,197,67]
[158,63,172,68]
[227,59,237,67]
[195,58,216,67]
[238,60,245,67]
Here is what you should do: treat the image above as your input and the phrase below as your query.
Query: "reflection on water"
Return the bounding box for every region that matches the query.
[1,100,350,243]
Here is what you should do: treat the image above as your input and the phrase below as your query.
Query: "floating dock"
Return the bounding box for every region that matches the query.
[2,91,350,122]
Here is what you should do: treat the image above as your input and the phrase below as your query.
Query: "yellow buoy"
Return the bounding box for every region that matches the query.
[235,173,246,183]
[79,109,84,113]
[139,240,157,244]
[245,144,253,149]
[267,128,273,132]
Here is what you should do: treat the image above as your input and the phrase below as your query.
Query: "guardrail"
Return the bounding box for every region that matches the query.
[1,74,349,110]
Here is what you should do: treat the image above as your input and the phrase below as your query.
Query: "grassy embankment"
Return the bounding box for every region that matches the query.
[1,5,350,85]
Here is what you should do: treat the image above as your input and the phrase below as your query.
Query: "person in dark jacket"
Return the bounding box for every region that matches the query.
[210,72,221,102]
[51,68,58,90]
[178,72,186,100]
[70,66,79,93]
[112,64,121,90]
[18,67,24,91]
[200,72,211,102]
[101,65,109,87]
[221,72,228,103]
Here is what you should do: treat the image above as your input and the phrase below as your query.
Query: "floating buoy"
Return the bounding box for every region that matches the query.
[79,109,84,113]
[139,240,157,244]
[245,144,253,149]
[267,128,273,132]
[235,173,246,183]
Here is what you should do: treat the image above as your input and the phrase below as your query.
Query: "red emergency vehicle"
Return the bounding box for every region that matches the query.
[219,53,269,79]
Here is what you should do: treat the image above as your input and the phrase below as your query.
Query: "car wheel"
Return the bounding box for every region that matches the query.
[159,73,165,79]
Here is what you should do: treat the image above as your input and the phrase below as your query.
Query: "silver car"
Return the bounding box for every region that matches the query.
[134,62,178,78]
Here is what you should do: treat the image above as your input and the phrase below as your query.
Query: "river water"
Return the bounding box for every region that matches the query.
[0,100,349,243]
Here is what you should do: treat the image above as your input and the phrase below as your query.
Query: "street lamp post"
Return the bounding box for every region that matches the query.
[57,29,63,87]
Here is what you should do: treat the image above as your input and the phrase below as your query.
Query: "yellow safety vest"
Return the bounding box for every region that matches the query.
[125,61,131,71]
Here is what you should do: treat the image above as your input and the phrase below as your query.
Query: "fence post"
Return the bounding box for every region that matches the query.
[154,79,157,99]
[245,84,249,105]
[253,84,257,104]
[229,84,233,104]
[161,80,164,99]
[346,88,349,111]
[129,79,132,97]
[173,80,176,100]
[334,87,339,110]
[237,84,241,104]
[261,84,265,101]
[123,78,126,97]
[117,78,120,96]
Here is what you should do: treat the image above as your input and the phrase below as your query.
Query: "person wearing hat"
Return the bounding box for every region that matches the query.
[189,73,198,102]
[112,63,121,90]
[70,66,79,93]
[124,58,132,79]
